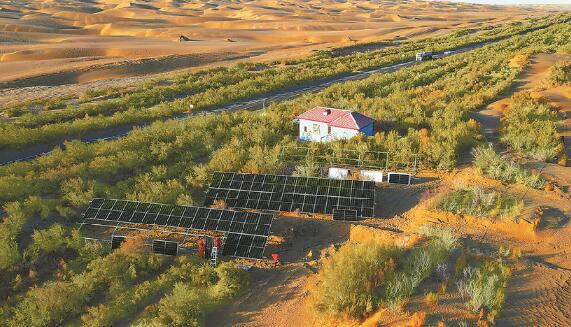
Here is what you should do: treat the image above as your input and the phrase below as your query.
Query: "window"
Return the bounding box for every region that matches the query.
[328,126,331,134]
[303,126,308,132]
[312,124,320,134]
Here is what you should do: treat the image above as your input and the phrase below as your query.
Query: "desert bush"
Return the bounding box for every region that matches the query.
[384,235,457,307]
[310,240,399,319]
[500,92,562,161]
[10,250,166,327]
[437,186,524,221]
[155,283,208,327]
[456,260,511,322]
[418,225,459,251]
[24,224,81,261]
[132,261,248,327]
[473,145,545,188]
[548,61,571,86]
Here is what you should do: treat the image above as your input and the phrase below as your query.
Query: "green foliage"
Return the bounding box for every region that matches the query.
[10,250,166,327]
[437,186,524,221]
[500,92,562,161]
[156,283,208,327]
[10,280,88,327]
[61,177,95,207]
[0,202,29,270]
[548,60,571,86]
[456,260,511,322]
[473,145,545,189]
[383,232,458,307]
[23,224,81,261]
[311,229,458,319]
[133,261,248,327]
[311,240,399,319]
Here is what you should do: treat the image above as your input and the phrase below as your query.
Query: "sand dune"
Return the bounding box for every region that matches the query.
[0,0,554,87]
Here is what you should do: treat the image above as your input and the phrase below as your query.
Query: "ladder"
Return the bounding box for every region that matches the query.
[210,246,218,266]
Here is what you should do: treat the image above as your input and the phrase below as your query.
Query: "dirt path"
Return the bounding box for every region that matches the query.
[206,264,313,327]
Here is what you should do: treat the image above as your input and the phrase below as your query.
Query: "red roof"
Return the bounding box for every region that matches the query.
[297,107,373,130]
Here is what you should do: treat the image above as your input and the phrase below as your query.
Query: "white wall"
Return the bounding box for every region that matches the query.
[299,120,329,142]
[328,167,349,180]
[360,170,383,183]
[330,126,359,140]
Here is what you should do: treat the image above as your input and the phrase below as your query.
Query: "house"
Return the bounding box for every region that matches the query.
[296,107,374,142]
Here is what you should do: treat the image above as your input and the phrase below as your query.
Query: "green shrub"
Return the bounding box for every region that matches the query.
[384,232,458,307]
[437,186,524,221]
[456,260,511,322]
[311,240,399,319]
[548,61,571,86]
[134,261,249,327]
[24,224,81,261]
[311,228,459,319]
[500,92,562,161]
[473,145,545,188]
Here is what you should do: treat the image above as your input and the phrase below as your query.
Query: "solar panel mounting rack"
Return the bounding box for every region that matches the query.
[80,198,274,259]
[204,172,375,219]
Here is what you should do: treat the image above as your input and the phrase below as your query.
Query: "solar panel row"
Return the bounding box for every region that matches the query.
[211,172,375,191]
[84,198,273,237]
[204,172,375,218]
[82,198,274,259]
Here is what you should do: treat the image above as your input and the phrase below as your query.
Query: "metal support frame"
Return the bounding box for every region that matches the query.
[280,145,421,173]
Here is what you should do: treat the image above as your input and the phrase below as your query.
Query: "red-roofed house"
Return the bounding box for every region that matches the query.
[297,107,374,142]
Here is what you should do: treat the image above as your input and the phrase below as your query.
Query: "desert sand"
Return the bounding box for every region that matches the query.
[0,0,552,93]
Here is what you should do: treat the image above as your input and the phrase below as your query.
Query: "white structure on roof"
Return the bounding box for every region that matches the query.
[296,107,374,142]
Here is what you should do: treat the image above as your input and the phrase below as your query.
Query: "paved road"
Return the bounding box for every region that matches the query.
[0,21,561,166]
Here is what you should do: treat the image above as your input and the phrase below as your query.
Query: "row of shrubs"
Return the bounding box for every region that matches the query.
[436,185,524,222]
[1,230,248,327]
[1,14,567,149]
[500,92,563,161]
[473,145,545,189]
[310,227,511,324]
[309,226,459,320]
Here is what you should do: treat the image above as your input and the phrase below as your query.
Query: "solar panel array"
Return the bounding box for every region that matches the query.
[82,198,274,259]
[204,172,375,218]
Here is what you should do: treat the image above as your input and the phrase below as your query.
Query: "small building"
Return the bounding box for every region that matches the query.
[297,107,374,142]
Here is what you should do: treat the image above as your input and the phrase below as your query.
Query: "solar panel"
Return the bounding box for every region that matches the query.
[222,232,268,259]
[111,235,126,249]
[332,209,358,221]
[205,172,375,218]
[387,173,412,185]
[152,240,178,256]
[81,198,274,260]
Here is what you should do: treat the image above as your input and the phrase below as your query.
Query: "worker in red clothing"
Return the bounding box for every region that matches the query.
[271,253,281,267]
[197,239,205,258]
